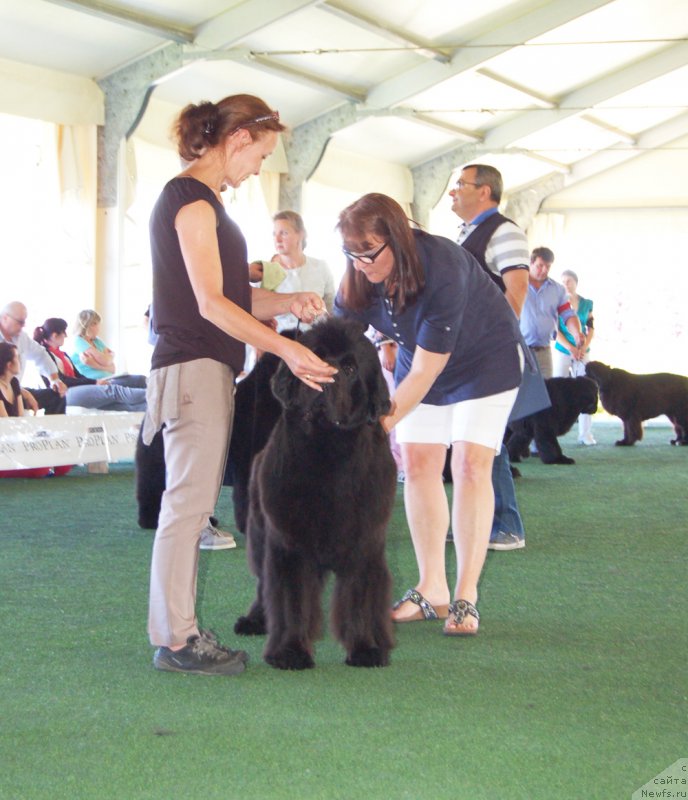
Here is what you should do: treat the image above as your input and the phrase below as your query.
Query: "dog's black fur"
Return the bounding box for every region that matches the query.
[134,342,288,532]
[234,317,397,670]
[506,376,598,465]
[135,426,166,529]
[585,361,688,446]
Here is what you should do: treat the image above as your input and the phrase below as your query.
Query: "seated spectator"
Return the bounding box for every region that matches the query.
[0,301,66,414]
[0,341,51,478]
[34,318,147,412]
[70,309,147,388]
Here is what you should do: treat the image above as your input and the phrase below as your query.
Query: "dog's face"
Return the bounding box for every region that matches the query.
[272,317,391,430]
[585,361,611,387]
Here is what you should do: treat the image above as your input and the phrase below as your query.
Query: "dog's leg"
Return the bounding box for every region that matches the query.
[234,514,267,635]
[135,427,166,529]
[669,413,688,445]
[262,545,322,670]
[235,461,268,635]
[332,549,394,668]
[534,424,575,465]
[618,416,642,445]
[505,427,530,463]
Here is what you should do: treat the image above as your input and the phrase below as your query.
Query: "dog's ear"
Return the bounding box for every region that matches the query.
[271,362,300,410]
[367,354,392,423]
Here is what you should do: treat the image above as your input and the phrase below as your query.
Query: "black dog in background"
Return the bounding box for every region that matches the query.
[586,361,688,446]
[135,340,288,532]
[235,317,397,670]
[506,376,598,465]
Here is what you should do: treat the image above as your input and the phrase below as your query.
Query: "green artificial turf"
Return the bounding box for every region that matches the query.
[1,422,686,799]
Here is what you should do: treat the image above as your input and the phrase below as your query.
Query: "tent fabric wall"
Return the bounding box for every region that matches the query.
[529,206,688,375]
[534,143,688,375]
[0,56,102,125]
[541,134,688,210]
[309,143,414,207]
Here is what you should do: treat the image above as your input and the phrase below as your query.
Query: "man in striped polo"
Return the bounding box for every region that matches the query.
[450,164,529,552]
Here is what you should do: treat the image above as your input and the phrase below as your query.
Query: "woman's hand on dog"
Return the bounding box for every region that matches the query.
[289,292,328,325]
[280,339,337,392]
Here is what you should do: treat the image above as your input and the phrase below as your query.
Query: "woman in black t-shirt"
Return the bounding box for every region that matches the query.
[144,94,336,677]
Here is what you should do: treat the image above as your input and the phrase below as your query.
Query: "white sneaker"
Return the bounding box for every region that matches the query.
[199,522,237,550]
[578,435,597,446]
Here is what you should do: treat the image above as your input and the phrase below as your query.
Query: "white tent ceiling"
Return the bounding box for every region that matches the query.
[1,0,687,197]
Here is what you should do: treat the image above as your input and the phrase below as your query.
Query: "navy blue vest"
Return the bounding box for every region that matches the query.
[460,212,516,293]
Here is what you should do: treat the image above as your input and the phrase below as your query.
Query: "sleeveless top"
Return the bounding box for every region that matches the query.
[0,376,21,416]
[149,176,252,373]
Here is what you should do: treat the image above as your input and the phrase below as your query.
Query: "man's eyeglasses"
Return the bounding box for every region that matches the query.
[455,180,482,190]
[7,314,26,326]
[341,242,388,264]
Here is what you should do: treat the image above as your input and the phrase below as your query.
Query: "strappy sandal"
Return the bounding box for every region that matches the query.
[443,599,480,636]
[391,589,449,623]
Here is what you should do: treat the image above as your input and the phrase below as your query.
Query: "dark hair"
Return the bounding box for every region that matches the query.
[337,193,425,314]
[531,246,555,264]
[0,341,17,375]
[273,210,307,249]
[33,318,68,346]
[462,164,503,203]
[175,94,286,162]
[561,269,578,283]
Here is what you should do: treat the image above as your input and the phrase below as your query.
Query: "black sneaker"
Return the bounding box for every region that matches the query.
[153,632,248,676]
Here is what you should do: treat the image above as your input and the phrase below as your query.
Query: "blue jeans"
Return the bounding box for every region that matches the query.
[111,375,147,389]
[491,444,525,540]
[66,384,147,412]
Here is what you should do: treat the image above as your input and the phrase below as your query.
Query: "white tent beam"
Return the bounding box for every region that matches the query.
[562,110,688,189]
[321,1,450,63]
[195,0,321,50]
[364,0,614,108]
[476,68,557,109]
[188,48,366,103]
[355,108,482,141]
[579,114,636,144]
[482,41,688,150]
[44,0,195,43]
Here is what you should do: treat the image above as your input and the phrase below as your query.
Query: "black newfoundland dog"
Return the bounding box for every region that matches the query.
[235,317,397,670]
[506,376,598,465]
[586,361,688,446]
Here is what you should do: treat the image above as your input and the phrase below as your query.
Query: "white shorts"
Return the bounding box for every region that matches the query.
[395,386,519,454]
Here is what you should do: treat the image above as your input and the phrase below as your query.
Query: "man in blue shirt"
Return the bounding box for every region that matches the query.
[520,247,582,378]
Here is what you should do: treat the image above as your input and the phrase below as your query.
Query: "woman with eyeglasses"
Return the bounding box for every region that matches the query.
[144,94,336,677]
[335,193,523,636]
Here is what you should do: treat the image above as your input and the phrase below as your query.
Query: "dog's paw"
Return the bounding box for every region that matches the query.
[234,615,267,636]
[555,456,575,465]
[346,646,390,668]
[265,645,315,671]
[615,439,634,446]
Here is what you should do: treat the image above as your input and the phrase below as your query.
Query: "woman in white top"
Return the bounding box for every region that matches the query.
[271,210,335,331]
